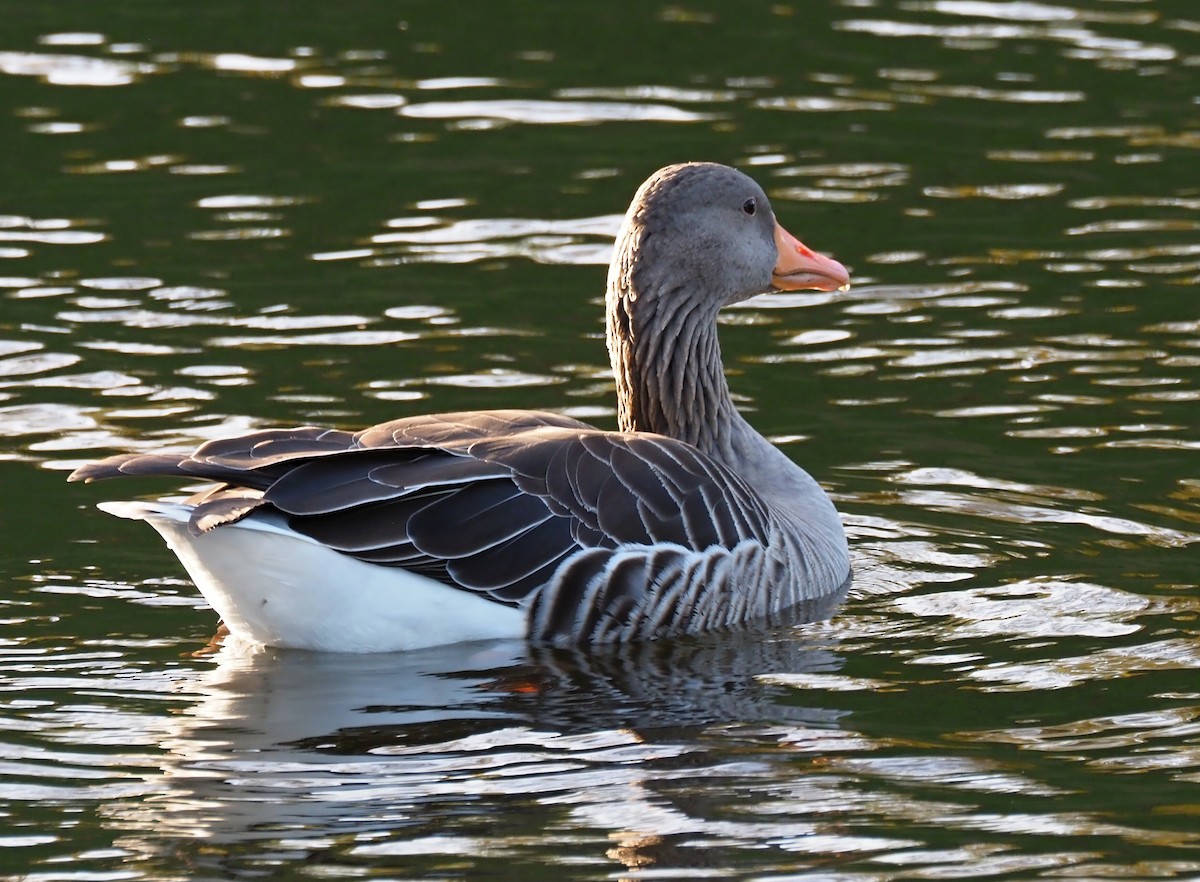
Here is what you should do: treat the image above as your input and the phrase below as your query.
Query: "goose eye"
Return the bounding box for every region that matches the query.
[742,198,757,216]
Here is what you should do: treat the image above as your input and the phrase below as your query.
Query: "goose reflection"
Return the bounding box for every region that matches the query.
[106,589,851,873]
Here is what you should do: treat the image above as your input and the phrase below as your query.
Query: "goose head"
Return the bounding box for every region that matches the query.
[607,162,849,315]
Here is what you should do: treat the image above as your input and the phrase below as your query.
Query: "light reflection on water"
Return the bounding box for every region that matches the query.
[0,0,1198,878]
[7,623,1200,877]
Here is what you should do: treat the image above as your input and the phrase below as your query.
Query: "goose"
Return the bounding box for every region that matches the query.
[70,162,852,653]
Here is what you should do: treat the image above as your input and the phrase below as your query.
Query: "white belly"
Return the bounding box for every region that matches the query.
[99,501,526,653]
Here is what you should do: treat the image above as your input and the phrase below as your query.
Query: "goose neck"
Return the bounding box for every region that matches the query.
[606,284,742,458]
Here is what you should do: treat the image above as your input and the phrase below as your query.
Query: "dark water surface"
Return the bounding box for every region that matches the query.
[2,1,1198,879]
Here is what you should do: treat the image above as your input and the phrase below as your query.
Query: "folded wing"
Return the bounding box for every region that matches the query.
[71,409,779,642]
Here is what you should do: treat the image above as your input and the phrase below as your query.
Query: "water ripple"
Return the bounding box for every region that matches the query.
[969,638,1200,691]
[315,214,622,266]
[0,4,1196,879]
[894,579,1148,640]
[0,50,155,86]
[400,99,711,125]
[908,2,1156,26]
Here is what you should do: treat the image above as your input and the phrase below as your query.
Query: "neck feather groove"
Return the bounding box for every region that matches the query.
[608,285,740,458]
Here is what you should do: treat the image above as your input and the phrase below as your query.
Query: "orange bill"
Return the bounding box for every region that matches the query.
[771,223,850,292]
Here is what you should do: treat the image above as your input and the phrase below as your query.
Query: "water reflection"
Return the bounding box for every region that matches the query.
[0,48,154,86]
[0,214,105,247]
[109,629,851,870]
[77,610,1199,878]
[401,98,712,125]
[839,7,1176,68]
[342,212,621,266]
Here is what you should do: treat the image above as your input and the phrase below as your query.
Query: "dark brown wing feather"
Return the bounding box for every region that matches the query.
[70,409,776,624]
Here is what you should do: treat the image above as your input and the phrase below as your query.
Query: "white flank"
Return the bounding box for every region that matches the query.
[97,501,526,652]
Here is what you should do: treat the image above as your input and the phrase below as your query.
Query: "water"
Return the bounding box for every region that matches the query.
[1,0,1198,878]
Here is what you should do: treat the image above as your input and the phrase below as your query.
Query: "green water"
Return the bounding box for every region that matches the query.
[1,1,1197,879]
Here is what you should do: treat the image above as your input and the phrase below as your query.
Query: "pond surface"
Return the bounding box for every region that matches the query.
[2,1,1198,879]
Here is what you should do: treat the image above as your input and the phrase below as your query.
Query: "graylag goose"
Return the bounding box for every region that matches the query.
[70,162,852,652]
